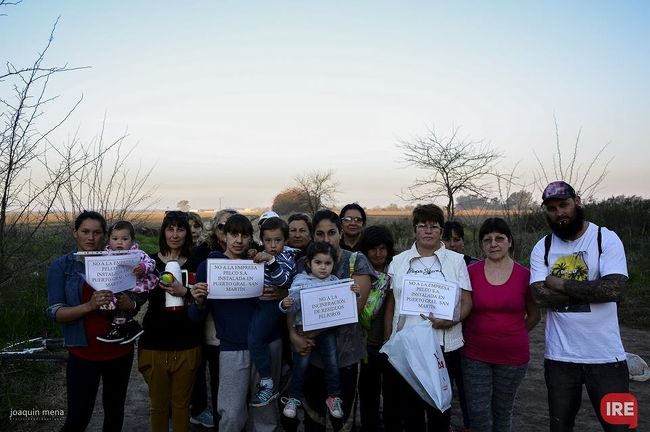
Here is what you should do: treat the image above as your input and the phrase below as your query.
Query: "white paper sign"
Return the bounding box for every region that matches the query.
[84,253,141,293]
[299,280,358,331]
[206,259,264,299]
[398,276,459,320]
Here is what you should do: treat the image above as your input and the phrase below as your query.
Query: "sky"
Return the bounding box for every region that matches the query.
[2,1,649,210]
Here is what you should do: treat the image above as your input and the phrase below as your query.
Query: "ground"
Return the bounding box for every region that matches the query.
[15,318,650,431]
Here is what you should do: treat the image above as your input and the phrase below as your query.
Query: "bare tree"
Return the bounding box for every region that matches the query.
[0,19,97,284]
[533,117,612,202]
[52,119,158,227]
[293,170,339,215]
[398,126,502,219]
[0,15,157,286]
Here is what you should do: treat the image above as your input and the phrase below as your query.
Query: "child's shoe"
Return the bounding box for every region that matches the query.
[281,397,301,418]
[250,378,278,407]
[96,322,125,343]
[120,319,144,344]
[189,408,214,428]
[326,396,343,419]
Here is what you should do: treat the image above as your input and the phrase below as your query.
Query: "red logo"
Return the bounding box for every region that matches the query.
[600,393,638,429]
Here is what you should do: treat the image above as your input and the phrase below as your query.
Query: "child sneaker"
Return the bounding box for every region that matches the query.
[189,408,214,428]
[281,397,301,418]
[250,380,278,407]
[96,322,125,343]
[120,320,144,344]
[326,396,343,419]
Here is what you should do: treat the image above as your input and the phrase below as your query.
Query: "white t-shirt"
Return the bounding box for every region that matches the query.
[529,222,628,363]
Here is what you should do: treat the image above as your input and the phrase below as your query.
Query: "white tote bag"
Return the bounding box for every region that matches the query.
[380,320,452,411]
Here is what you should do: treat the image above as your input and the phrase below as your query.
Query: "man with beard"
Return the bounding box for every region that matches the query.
[529,181,632,432]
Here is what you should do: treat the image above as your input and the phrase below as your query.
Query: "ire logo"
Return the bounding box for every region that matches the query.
[600,393,638,430]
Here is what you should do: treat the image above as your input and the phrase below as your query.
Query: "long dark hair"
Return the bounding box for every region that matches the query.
[159,211,194,257]
[358,225,395,268]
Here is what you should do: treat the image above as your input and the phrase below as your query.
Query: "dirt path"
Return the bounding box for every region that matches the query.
[31,319,650,431]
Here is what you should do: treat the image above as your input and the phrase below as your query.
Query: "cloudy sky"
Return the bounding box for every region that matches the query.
[2,1,648,210]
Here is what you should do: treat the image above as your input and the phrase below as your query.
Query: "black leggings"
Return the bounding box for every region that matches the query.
[61,350,133,432]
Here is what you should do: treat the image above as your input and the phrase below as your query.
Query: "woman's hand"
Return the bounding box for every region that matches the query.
[161,278,187,297]
[191,282,209,306]
[351,283,361,298]
[252,251,274,264]
[281,296,295,309]
[290,328,315,356]
[421,312,457,330]
[260,286,286,301]
[114,292,136,312]
[89,290,114,310]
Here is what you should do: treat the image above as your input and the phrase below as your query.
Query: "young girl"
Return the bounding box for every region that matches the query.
[279,241,359,420]
[96,220,158,344]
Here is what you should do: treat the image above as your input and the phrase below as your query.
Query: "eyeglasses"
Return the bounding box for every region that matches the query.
[342,216,363,223]
[482,235,509,245]
[415,223,442,231]
[164,211,189,221]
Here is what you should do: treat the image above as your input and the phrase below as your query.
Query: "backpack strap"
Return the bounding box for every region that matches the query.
[348,252,358,276]
[597,226,602,256]
[543,234,552,267]
[544,226,603,267]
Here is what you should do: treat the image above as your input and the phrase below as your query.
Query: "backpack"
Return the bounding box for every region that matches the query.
[348,252,391,331]
[543,226,602,267]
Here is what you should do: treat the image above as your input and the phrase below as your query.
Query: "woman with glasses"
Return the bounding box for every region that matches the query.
[462,218,540,432]
[384,204,473,431]
[138,211,203,432]
[339,203,367,252]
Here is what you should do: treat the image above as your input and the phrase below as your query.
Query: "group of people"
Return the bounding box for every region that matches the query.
[46,180,633,432]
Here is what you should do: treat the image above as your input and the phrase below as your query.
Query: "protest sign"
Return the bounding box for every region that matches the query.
[84,253,141,293]
[398,276,459,320]
[206,259,264,299]
[299,279,358,331]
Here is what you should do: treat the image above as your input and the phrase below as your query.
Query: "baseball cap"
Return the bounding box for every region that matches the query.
[258,211,280,226]
[541,181,577,205]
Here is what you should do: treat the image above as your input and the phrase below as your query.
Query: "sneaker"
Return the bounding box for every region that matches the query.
[120,320,144,344]
[189,408,214,428]
[250,380,279,407]
[326,396,343,419]
[281,397,301,418]
[96,322,125,343]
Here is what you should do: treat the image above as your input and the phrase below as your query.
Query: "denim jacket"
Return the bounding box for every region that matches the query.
[46,251,88,346]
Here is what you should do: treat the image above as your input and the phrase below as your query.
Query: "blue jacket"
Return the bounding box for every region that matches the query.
[46,251,88,346]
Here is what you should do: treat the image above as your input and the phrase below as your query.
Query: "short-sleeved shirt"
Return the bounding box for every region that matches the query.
[529,222,627,363]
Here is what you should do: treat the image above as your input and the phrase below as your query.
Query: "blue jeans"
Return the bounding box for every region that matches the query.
[544,359,633,432]
[462,356,527,432]
[288,330,340,400]
[248,300,283,378]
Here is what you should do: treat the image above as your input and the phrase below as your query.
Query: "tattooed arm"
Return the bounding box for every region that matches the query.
[530,280,578,308]
[544,273,626,304]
